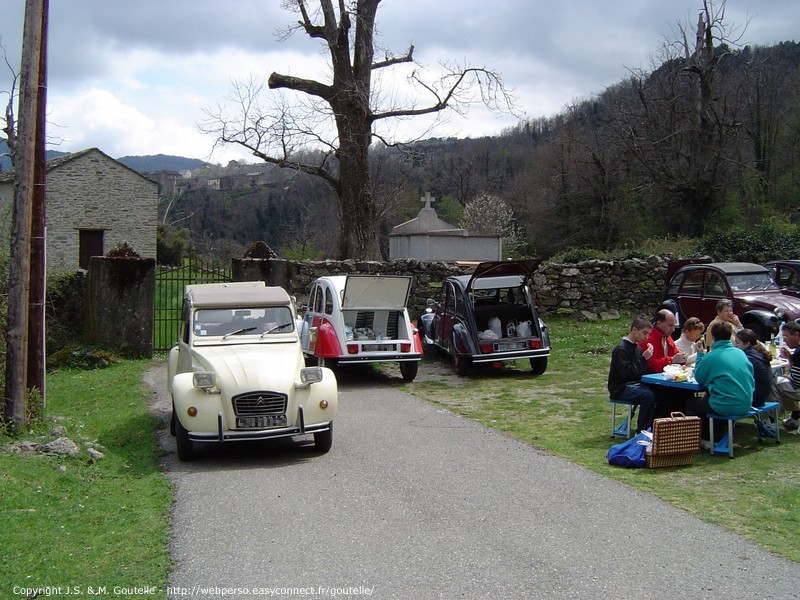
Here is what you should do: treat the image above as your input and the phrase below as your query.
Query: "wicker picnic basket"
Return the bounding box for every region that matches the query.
[646,412,701,468]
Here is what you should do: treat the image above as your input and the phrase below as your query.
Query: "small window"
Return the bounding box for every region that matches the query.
[79,229,104,269]
[703,273,727,297]
[681,271,704,296]
[445,283,457,312]
[313,285,323,313]
[324,288,334,315]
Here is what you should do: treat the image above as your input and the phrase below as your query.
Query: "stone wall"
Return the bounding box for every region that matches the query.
[233,256,669,321]
[85,256,156,357]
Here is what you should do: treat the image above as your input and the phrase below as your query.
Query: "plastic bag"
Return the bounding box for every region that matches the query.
[606,429,652,468]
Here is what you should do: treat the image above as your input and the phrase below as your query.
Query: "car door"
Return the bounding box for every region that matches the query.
[436,281,457,350]
[675,269,705,323]
[301,283,324,354]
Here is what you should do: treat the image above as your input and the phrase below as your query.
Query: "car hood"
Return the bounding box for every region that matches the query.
[190,343,302,391]
[738,291,800,318]
[342,275,412,309]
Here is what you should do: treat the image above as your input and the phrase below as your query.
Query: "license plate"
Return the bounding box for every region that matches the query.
[368,344,396,352]
[236,414,287,429]
[495,341,528,351]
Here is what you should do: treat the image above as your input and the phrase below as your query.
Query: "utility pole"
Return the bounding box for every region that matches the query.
[27,0,48,405]
[4,0,47,431]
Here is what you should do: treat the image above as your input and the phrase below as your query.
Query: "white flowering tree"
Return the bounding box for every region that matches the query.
[461,193,525,257]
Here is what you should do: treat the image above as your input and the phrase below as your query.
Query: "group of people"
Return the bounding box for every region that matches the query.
[608,299,800,447]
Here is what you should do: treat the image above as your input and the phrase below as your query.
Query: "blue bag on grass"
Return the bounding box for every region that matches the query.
[606,429,652,468]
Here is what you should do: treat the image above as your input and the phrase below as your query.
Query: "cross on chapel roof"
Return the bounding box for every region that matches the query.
[420,191,435,209]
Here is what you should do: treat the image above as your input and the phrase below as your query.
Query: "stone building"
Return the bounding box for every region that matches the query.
[0,147,158,275]
[389,192,502,262]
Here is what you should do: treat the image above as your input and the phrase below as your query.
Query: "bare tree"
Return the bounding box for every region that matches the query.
[200,0,514,260]
[600,0,747,234]
[1,40,19,166]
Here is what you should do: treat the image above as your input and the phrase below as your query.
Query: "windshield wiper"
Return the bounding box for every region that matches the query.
[222,326,257,339]
[260,323,293,337]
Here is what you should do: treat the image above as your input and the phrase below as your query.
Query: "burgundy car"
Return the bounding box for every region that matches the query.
[660,261,800,341]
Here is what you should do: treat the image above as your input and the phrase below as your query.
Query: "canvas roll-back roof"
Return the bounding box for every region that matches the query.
[186,282,291,307]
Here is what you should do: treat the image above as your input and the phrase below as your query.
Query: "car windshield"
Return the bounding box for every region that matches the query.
[193,306,294,337]
[727,273,778,292]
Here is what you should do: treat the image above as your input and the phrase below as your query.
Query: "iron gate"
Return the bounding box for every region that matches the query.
[154,260,232,351]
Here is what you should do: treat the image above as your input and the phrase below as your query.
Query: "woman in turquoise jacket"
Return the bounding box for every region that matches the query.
[690,321,754,443]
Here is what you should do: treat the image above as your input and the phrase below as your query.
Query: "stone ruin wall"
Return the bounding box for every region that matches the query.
[233,256,669,322]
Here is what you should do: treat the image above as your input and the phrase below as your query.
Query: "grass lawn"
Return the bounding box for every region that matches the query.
[0,359,171,598]
[400,314,800,563]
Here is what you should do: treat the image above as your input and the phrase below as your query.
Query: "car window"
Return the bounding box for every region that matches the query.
[680,271,704,296]
[324,287,334,315]
[667,271,685,295]
[455,285,465,315]
[445,282,456,312]
[313,285,323,313]
[703,273,727,297]
[777,267,800,289]
[728,272,777,291]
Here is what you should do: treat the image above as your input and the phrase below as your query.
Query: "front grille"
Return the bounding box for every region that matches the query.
[232,391,287,416]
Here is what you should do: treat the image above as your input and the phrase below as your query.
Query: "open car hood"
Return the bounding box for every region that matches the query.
[342,275,412,310]
[466,260,542,291]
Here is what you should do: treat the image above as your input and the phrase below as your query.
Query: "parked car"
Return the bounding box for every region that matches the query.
[418,260,550,375]
[299,275,423,381]
[660,261,800,341]
[167,282,337,461]
[765,260,800,298]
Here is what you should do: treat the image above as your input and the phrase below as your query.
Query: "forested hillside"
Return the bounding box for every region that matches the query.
[158,40,800,262]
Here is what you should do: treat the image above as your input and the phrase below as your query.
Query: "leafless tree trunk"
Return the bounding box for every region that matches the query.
[200,0,514,260]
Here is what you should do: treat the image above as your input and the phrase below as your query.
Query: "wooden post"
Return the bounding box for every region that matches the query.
[27,0,49,406]
[4,0,46,431]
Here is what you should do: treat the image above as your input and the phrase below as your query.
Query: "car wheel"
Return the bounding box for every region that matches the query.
[174,415,195,461]
[453,353,471,376]
[529,356,548,375]
[314,422,333,453]
[399,361,418,382]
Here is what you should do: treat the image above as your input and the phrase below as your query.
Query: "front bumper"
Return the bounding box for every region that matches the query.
[188,407,332,443]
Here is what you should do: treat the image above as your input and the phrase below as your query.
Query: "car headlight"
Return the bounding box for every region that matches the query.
[193,371,216,389]
[774,308,786,319]
[300,367,323,384]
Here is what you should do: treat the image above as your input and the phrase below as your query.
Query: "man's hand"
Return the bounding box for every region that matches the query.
[672,351,688,364]
[642,343,654,359]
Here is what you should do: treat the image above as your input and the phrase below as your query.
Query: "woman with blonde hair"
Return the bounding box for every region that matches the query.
[675,317,705,365]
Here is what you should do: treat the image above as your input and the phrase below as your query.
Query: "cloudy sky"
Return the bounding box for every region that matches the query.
[1,0,797,164]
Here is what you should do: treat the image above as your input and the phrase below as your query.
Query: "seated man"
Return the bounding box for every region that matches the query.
[608,316,656,433]
[640,309,687,372]
[641,309,690,417]
[773,320,800,431]
[689,320,754,447]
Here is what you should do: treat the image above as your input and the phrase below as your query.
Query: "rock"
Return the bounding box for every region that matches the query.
[50,425,68,437]
[2,441,41,456]
[86,447,105,461]
[43,437,81,457]
[600,309,621,321]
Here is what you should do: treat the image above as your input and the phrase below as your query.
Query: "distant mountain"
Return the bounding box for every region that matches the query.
[0,138,69,172]
[116,154,210,173]
[1,140,210,174]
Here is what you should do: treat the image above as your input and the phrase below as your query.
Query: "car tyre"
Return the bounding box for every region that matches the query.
[529,356,548,375]
[399,361,418,381]
[174,413,195,461]
[314,422,333,453]
[453,353,471,376]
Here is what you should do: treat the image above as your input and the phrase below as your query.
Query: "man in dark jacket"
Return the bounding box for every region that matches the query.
[608,316,656,433]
